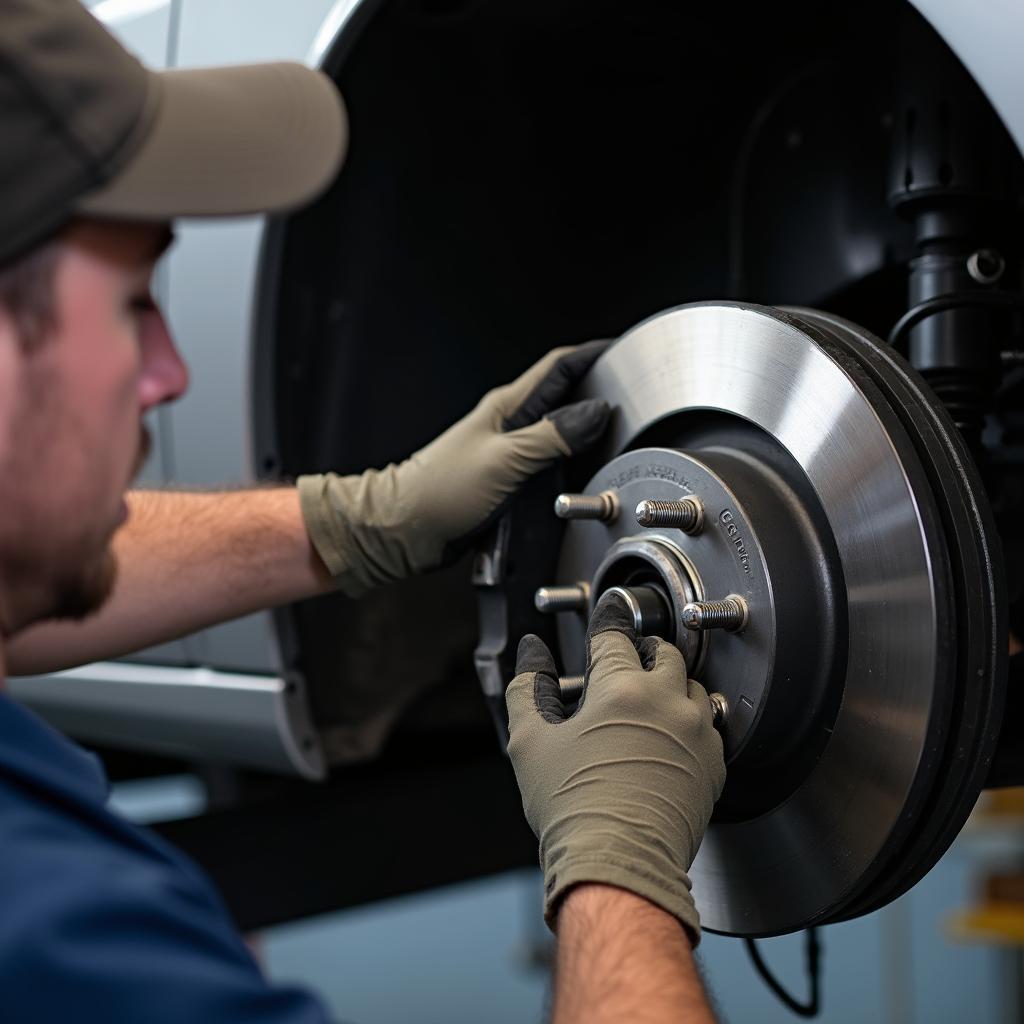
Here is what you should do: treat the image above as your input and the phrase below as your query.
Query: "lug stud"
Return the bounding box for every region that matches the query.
[535,583,589,614]
[554,490,619,523]
[635,497,704,534]
[708,692,729,728]
[559,675,585,703]
[681,595,749,632]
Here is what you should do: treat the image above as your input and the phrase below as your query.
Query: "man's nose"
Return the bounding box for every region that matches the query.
[138,311,189,410]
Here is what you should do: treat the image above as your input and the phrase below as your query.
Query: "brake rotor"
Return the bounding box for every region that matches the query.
[496,301,1006,937]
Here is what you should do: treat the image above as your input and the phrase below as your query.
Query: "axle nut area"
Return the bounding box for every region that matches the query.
[600,584,673,640]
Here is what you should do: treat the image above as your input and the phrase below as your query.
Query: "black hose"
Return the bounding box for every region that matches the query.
[744,928,822,1018]
[887,290,1024,349]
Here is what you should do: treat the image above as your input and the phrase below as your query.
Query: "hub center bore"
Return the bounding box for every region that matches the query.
[601,584,674,641]
[590,534,704,670]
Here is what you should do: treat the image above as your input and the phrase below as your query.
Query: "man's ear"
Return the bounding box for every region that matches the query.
[0,312,24,467]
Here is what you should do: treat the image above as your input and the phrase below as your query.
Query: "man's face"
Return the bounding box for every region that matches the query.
[0,219,187,634]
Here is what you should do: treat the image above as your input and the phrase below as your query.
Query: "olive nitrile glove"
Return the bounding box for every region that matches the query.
[505,593,726,942]
[297,342,610,597]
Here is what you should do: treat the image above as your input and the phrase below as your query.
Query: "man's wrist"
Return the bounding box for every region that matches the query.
[558,883,694,947]
[296,472,388,595]
[552,883,716,1024]
[542,848,701,942]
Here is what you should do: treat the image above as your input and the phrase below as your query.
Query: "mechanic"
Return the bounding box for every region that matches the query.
[0,2,725,1021]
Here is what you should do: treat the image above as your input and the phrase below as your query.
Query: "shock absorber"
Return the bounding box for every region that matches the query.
[887,9,1023,453]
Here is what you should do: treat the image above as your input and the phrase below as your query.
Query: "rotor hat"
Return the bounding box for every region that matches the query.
[0,0,348,265]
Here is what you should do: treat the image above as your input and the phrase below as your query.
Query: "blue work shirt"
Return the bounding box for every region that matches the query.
[0,692,332,1023]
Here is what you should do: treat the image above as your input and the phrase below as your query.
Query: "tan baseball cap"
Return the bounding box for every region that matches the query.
[0,0,348,264]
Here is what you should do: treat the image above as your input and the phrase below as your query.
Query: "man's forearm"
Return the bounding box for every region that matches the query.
[552,884,717,1024]
[7,488,334,675]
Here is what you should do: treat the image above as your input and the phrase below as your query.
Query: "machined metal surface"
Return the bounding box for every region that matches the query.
[559,675,585,704]
[966,248,1006,285]
[708,692,729,728]
[601,585,673,640]
[554,490,620,522]
[635,497,704,533]
[682,597,749,633]
[558,449,780,764]
[535,584,588,614]
[791,306,1006,920]
[588,533,703,671]
[567,302,948,936]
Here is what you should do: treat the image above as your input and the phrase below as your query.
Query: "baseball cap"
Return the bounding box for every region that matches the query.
[0,0,348,264]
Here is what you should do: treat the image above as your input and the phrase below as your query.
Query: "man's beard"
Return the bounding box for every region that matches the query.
[45,424,149,623]
[49,549,119,621]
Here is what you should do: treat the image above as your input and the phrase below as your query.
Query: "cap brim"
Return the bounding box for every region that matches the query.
[79,62,347,221]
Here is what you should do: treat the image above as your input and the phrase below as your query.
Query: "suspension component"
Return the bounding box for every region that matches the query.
[887,7,1022,448]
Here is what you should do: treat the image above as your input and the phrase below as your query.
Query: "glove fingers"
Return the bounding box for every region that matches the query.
[646,636,688,680]
[501,416,573,466]
[509,633,566,724]
[686,676,718,729]
[587,590,637,641]
[585,592,641,688]
[544,398,612,455]
[636,634,661,671]
[433,419,573,568]
[502,340,610,431]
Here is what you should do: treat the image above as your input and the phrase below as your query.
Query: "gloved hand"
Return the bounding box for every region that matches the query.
[297,342,610,596]
[506,593,726,942]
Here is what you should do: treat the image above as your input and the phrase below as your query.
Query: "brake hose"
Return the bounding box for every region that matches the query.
[744,927,822,1018]
[887,290,1024,350]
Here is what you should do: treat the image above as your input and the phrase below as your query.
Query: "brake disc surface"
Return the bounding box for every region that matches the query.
[541,301,1005,936]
